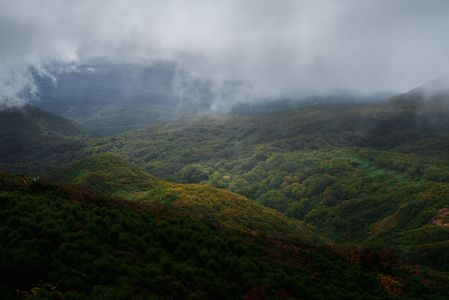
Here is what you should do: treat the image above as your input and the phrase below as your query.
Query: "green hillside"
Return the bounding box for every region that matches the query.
[0,105,86,174]
[86,97,449,181]
[84,86,449,270]
[53,154,321,242]
[52,154,160,197]
[1,172,449,299]
[2,81,449,297]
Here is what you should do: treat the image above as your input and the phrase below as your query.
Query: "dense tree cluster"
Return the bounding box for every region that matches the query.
[1,173,448,299]
[84,103,449,271]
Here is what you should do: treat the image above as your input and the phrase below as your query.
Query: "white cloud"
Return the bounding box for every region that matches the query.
[1,0,449,106]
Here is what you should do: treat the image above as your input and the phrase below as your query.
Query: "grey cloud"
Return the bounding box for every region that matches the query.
[0,0,449,107]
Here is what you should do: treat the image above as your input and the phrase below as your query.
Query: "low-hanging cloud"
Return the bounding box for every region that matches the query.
[1,0,449,107]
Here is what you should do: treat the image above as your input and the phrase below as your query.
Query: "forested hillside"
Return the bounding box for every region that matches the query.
[52,154,321,242]
[1,172,448,299]
[0,105,86,174]
[85,84,449,270]
[1,80,449,298]
[2,1,449,299]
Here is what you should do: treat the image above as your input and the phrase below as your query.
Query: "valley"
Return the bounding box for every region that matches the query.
[1,77,449,298]
[3,2,449,298]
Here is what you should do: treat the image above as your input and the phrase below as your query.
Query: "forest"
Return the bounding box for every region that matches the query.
[1,83,449,298]
[1,2,449,297]
[1,172,448,299]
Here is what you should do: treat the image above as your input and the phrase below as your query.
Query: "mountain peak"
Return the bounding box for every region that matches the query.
[389,76,449,107]
[412,75,449,95]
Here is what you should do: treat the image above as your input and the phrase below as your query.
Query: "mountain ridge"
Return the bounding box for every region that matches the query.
[0,104,86,174]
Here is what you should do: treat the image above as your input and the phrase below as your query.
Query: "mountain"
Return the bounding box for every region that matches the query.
[230,92,391,116]
[0,104,83,136]
[32,63,177,136]
[390,76,449,108]
[0,105,86,174]
[53,154,321,241]
[33,63,176,110]
[83,80,449,270]
[2,79,449,297]
[32,62,211,136]
[1,171,448,299]
[32,62,391,136]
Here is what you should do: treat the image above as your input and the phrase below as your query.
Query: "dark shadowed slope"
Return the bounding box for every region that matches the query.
[0,105,86,174]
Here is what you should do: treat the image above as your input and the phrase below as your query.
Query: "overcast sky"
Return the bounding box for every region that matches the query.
[1,0,449,106]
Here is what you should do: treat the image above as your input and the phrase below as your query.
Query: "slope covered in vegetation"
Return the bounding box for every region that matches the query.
[1,172,449,299]
[53,154,321,242]
[2,81,449,297]
[85,86,449,270]
[0,105,86,174]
